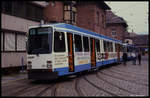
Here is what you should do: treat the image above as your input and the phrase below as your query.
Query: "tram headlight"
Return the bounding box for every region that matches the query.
[47,61,52,71]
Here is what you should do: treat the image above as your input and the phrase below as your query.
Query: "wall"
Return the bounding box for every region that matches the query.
[105,23,126,41]
[2,13,40,32]
[76,2,106,36]
[1,13,40,68]
[43,1,64,23]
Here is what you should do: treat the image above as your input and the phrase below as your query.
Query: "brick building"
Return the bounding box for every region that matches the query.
[43,1,110,36]
[76,1,110,35]
[105,10,128,42]
[125,33,149,55]
[132,34,149,55]
[1,1,48,72]
[43,1,77,25]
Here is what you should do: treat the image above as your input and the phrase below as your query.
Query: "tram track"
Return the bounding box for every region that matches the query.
[104,68,148,84]
[2,62,148,97]
[11,82,49,96]
[74,76,84,96]
[99,71,148,87]
[51,83,59,96]
[2,81,41,96]
[2,79,32,96]
[53,75,84,96]
[110,67,148,77]
[36,85,54,96]
[95,72,137,95]
[83,75,118,96]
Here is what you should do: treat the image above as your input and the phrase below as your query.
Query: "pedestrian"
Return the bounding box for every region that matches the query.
[122,52,127,65]
[131,52,136,65]
[138,52,142,65]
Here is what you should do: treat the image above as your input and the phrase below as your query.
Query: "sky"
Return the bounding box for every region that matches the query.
[105,1,149,35]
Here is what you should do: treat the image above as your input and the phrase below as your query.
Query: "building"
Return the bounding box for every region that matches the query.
[43,1,77,25]
[131,34,149,55]
[1,1,48,73]
[76,1,110,36]
[43,1,110,36]
[124,30,138,44]
[105,10,128,42]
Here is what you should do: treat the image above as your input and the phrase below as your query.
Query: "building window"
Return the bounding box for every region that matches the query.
[1,1,43,22]
[111,28,116,36]
[26,3,36,20]
[2,1,12,14]
[112,31,116,36]
[5,33,16,51]
[36,7,43,21]
[96,12,99,25]
[2,29,26,52]
[26,3,43,21]
[13,2,26,18]
[1,32,3,51]
[64,4,76,25]
[17,34,26,51]
[102,14,105,28]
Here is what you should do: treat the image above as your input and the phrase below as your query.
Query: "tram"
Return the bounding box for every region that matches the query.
[27,23,135,80]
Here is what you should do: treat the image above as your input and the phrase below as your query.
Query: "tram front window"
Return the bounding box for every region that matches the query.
[27,27,53,54]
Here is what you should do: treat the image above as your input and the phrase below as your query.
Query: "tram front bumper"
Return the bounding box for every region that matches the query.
[28,69,58,80]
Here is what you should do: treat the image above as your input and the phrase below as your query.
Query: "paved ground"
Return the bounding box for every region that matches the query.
[1,55,149,97]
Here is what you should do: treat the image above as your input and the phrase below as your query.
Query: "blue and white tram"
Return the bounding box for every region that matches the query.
[27,23,127,80]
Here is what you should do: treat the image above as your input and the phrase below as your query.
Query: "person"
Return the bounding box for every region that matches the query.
[122,52,127,65]
[138,52,142,65]
[131,52,136,65]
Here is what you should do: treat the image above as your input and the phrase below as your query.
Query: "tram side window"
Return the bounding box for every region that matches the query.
[83,36,89,52]
[107,41,110,52]
[54,32,66,52]
[95,39,100,52]
[107,42,110,52]
[110,42,113,52]
[74,34,82,52]
[103,40,107,52]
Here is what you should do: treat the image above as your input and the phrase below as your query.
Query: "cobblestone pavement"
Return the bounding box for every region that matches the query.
[2,55,149,97]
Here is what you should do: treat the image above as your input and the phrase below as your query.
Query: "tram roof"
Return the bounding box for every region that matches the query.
[52,23,123,43]
[30,23,122,43]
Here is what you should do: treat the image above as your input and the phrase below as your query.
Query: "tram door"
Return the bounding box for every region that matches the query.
[90,38,96,67]
[67,33,75,72]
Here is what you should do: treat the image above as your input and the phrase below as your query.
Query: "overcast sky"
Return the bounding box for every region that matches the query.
[105,1,149,35]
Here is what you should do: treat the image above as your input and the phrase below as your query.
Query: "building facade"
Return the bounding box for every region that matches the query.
[43,1,77,25]
[1,1,48,70]
[76,1,110,35]
[43,1,110,36]
[105,10,128,42]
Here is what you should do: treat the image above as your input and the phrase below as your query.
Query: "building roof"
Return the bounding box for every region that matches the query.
[31,1,49,7]
[106,10,128,27]
[76,1,111,10]
[132,34,149,46]
[97,1,111,10]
